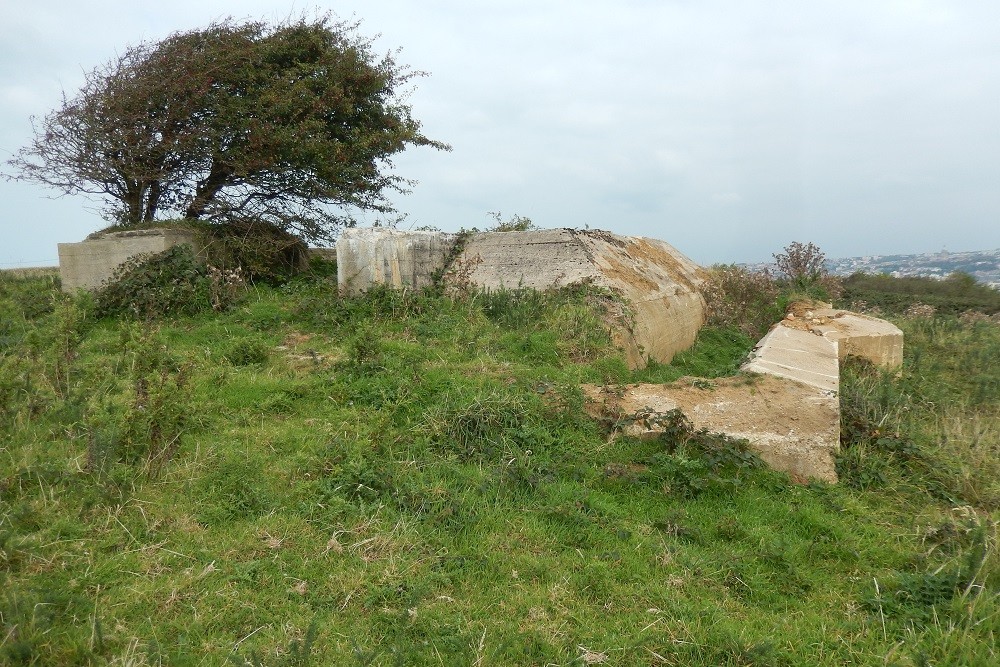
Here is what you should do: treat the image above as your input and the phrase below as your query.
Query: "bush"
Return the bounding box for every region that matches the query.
[83,324,193,474]
[628,408,767,497]
[94,245,210,319]
[701,265,782,339]
[199,219,309,285]
[94,244,247,319]
[224,338,271,366]
[773,241,843,300]
[840,272,1000,316]
[0,270,60,320]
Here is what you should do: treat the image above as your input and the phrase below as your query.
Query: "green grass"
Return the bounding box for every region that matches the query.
[1,272,998,665]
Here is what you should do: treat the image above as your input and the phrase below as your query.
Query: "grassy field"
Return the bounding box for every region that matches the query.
[1,269,998,666]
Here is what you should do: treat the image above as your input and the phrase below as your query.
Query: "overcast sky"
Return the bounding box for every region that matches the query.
[1,0,998,268]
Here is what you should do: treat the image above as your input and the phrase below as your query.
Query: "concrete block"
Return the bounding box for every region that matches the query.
[336,228,456,296]
[587,308,903,483]
[58,228,203,291]
[810,309,904,369]
[584,375,840,483]
[455,229,707,367]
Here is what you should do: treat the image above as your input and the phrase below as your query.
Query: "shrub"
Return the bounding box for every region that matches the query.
[199,219,309,285]
[207,265,246,311]
[83,324,194,474]
[773,241,843,300]
[0,270,60,320]
[94,245,210,319]
[197,458,272,525]
[486,211,538,232]
[224,338,271,366]
[94,244,248,319]
[425,390,547,462]
[632,408,767,497]
[701,265,782,339]
[839,272,1000,316]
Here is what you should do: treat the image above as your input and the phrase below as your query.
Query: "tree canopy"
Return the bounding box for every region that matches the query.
[8,15,448,243]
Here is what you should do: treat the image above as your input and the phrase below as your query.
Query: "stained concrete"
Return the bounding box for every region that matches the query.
[586,375,841,483]
[453,229,707,367]
[58,228,203,291]
[336,228,456,297]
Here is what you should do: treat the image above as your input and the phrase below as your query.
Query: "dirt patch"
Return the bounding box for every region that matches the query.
[779,301,852,334]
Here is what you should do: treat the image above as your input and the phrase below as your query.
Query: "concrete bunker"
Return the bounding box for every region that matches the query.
[56,225,905,483]
[337,227,708,367]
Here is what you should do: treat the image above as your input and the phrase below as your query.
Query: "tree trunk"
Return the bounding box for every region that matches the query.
[184,159,231,219]
[123,181,144,226]
[142,180,161,222]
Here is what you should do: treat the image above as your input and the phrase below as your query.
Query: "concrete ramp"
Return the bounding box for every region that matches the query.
[742,325,841,393]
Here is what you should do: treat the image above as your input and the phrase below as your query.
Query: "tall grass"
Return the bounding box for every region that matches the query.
[1,270,997,665]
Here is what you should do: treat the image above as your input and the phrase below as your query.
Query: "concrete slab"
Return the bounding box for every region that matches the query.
[58,228,203,291]
[810,308,904,369]
[741,325,841,393]
[586,307,903,483]
[584,374,840,483]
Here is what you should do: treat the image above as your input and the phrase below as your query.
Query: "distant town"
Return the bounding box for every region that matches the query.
[745,248,1000,289]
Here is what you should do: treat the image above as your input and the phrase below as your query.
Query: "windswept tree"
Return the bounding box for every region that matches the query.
[8,15,448,243]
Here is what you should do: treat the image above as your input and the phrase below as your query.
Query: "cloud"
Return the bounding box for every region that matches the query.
[2,0,999,267]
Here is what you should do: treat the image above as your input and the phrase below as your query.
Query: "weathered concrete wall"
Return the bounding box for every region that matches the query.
[336,228,456,296]
[586,375,842,483]
[454,229,707,367]
[58,228,203,292]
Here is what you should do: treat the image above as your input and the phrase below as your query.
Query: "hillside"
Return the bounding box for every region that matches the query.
[742,248,1000,288]
[1,270,998,666]
[827,248,1000,288]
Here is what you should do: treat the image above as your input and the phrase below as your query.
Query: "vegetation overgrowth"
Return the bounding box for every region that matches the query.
[1,263,998,665]
[843,271,1000,316]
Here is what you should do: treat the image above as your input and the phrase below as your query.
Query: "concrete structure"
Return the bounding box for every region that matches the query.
[335,227,707,367]
[587,374,842,483]
[810,308,904,368]
[453,229,707,367]
[586,307,904,483]
[741,324,841,393]
[58,228,203,291]
[336,228,456,297]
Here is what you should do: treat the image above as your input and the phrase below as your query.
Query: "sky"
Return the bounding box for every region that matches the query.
[1,0,998,268]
